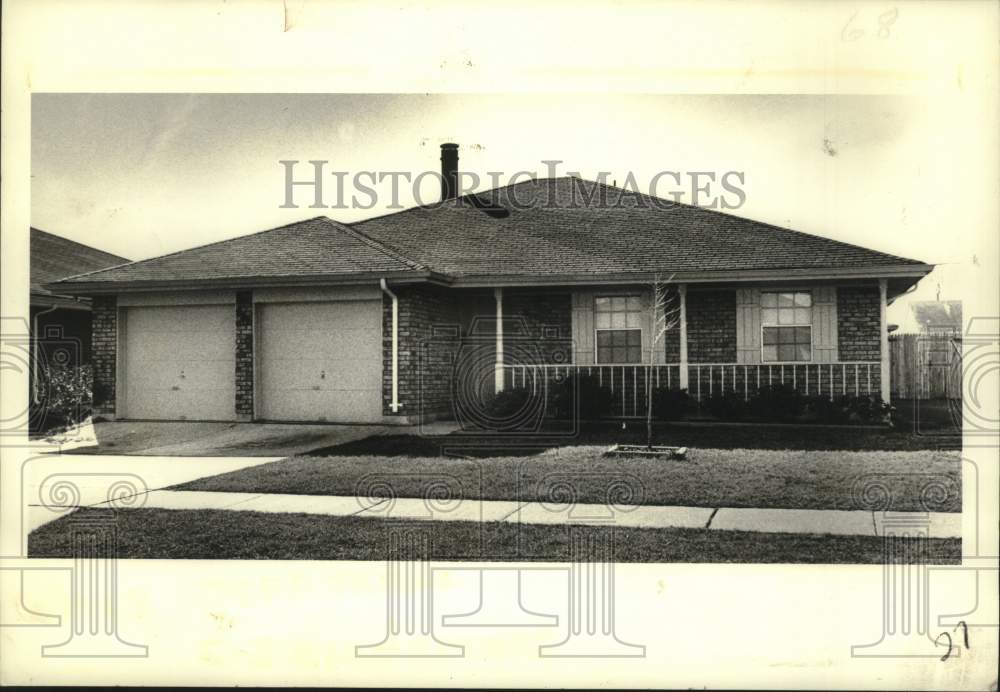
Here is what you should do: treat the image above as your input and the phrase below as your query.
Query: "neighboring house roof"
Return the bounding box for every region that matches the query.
[48,177,932,294]
[910,300,962,332]
[31,228,130,308]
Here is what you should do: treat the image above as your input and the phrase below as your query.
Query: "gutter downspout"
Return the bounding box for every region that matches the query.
[379,279,400,413]
[32,304,59,404]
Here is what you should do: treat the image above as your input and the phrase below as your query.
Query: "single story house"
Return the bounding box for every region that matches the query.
[47,145,933,424]
[30,228,130,403]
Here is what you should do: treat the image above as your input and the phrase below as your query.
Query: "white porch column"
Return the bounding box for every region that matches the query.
[678,284,689,390]
[879,278,891,401]
[494,287,504,394]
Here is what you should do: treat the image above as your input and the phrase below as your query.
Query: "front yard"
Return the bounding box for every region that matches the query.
[173,446,961,513]
[28,507,961,563]
[29,421,962,563]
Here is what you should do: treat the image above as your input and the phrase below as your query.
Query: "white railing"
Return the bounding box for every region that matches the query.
[688,362,877,402]
[501,362,880,418]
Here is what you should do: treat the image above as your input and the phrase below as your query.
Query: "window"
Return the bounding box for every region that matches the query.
[761,291,812,362]
[595,295,643,363]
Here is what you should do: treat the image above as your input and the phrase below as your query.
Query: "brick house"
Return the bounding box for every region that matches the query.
[47,145,932,424]
[30,228,129,415]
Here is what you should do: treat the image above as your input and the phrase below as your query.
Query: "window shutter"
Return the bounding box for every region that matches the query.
[571,290,595,364]
[813,286,838,363]
[736,288,761,364]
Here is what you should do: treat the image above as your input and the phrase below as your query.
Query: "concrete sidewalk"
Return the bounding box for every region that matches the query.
[78,489,961,538]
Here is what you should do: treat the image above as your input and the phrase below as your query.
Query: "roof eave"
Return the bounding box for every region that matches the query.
[44,269,450,295]
[30,292,93,310]
[446,264,935,287]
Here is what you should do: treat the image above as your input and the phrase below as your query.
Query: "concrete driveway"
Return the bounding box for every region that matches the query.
[54,420,390,457]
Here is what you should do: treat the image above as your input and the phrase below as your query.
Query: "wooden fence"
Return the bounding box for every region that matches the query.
[889,333,962,400]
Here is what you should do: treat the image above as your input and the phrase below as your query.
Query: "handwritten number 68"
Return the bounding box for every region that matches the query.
[841,7,898,42]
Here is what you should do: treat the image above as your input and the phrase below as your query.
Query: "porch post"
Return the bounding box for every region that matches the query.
[879,278,891,401]
[678,284,689,390]
[494,287,504,394]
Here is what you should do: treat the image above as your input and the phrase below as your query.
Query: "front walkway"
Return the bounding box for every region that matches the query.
[78,488,961,538]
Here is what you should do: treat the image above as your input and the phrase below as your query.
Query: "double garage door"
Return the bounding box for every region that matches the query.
[121,299,382,422]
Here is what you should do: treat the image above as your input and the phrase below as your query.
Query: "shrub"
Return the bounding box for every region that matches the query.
[30,364,92,433]
[748,384,805,422]
[651,388,691,421]
[806,394,893,425]
[550,373,614,420]
[701,391,749,421]
[481,387,539,429]
[484,387,532,419]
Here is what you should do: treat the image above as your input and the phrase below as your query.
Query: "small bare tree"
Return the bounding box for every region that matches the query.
[646,274,681,448]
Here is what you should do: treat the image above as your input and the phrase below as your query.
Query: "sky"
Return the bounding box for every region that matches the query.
[31,93,984,329]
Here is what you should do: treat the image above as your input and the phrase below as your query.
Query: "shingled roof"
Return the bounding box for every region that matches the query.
[353,177,927,277]
[49,177,930,292]
[54,216,423,286]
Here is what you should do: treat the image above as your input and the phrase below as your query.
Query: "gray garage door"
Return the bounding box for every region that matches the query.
[122,304,236,421]
[257,301,382,422]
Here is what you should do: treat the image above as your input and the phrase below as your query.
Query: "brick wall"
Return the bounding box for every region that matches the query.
[838,286,880,361]
[504,290,573,365]
[385,287,575,421]
[235,291,254,419]
[686,289,737,362]
[91,295,117,416]
[383,285,463,420]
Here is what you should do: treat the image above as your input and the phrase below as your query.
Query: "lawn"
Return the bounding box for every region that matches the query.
[173,446,962,513]
[28,507,961,563]
[302,414,961,458]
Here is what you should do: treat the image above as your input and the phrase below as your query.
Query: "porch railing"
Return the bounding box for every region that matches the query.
[502,362,881,418]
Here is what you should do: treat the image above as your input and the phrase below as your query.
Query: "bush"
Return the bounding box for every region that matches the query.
[748,384,805,422]
[651,388,691,421]
[31,364,92,433]
[483,387,535,424]
[550,373,614,420]
[701,391,749,421]
[806,394,893,425]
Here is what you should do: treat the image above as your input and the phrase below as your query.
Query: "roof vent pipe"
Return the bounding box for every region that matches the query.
[440,143,459,201]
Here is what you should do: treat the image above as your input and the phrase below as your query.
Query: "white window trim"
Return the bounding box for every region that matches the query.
[593,293,646,365]
[760,290,814,363]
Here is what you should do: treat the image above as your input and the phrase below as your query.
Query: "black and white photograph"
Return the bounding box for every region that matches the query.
[1,1,997,689]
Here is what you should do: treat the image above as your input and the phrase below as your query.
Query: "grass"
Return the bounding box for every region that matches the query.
[173,446,961,513]
[27,507,961,563]
[304,412,960,458]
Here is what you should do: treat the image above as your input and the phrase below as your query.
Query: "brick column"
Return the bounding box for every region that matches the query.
[90,296,118,419]
[235,291,254,421]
